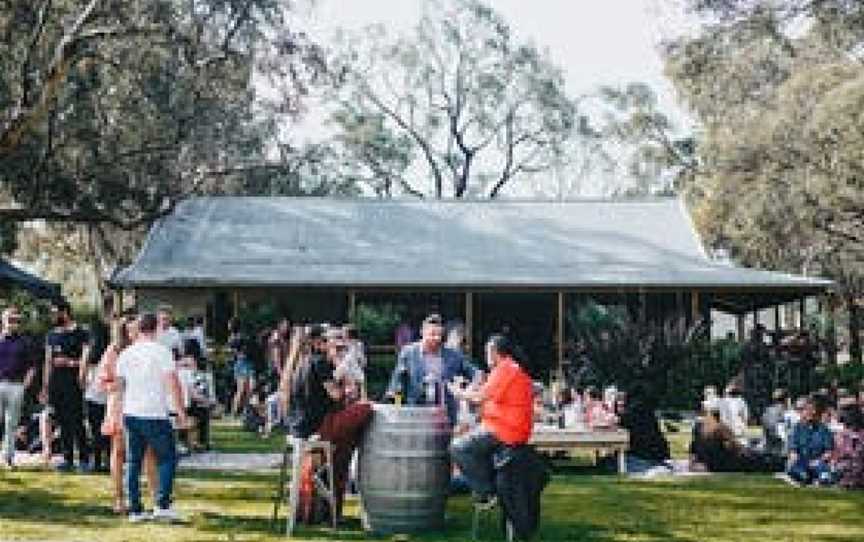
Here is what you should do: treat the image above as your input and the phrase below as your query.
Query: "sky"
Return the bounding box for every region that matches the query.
[280,0,696,196]
[295,0,691,127]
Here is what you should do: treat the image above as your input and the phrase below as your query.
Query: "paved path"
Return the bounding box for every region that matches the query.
[10,451,283,472]
[179,452,282,471]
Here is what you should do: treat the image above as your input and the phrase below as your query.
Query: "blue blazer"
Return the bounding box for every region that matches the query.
[386,342,478,425]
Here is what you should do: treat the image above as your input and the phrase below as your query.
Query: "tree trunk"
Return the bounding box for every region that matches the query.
[849,294,862,364]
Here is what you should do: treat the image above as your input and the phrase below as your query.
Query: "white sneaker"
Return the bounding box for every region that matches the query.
[152,506,183,523]
[128,512,150,523]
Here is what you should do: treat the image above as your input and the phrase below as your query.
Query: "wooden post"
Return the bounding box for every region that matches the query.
[557,292,565,379]
[465,292,473,356]
[774,305,781,335]
[736,314,746,343]
[113,289,123,318]
[753,309,759,325]
[799,298,806,330]
[691,291,700,324]
[348,290,357,323]
[232,290,239,319]
[825,296,838,365]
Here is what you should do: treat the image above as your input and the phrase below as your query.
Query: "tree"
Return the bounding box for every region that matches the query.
[662,0,864,362]
[328,0,577,199]
[0,0,327,230]
[594,82,696,197]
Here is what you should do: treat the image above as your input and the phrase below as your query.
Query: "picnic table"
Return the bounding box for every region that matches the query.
[529,426,630,474]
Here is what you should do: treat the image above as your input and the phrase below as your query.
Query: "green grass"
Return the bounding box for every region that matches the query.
[2,468,864,541]
[209,420,284,454]
[3,421,864,541]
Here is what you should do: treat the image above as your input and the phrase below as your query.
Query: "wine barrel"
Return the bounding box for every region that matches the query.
[358,404,452,534]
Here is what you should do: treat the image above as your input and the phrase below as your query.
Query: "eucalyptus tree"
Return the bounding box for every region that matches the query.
[0,0,328,231]
[663,0,864,361]
[329,0,577,199]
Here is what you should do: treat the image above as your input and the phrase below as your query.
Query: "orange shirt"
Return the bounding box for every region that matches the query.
[481,357,534,445]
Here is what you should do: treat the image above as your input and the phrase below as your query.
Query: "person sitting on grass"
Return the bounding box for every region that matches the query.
[830,403,864,489]
[787,397,834,486]
[762,389,787,456]
[690,402,781,473]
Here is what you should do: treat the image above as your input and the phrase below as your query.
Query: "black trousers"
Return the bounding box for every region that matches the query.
[86,400,109,469]
[50,369,89,465]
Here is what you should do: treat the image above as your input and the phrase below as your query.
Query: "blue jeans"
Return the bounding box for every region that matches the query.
[787,457,834,485]
[125,416,177,512]
[450,427,501,497]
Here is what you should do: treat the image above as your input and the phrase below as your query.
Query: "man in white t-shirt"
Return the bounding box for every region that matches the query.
[118,312,188,522]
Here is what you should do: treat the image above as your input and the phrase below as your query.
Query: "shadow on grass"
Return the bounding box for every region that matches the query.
[0,487,119,527]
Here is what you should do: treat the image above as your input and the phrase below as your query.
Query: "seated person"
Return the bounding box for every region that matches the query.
[787,397,834,485]
[583,386,617,428]
[448,334,533,504]
[690,405,768,473]
[830,404,864,489]
[719,385,749,441]
[616,387,670,472]
[285,324,372,521]
[762,389,787,455]
[385,314,478,426]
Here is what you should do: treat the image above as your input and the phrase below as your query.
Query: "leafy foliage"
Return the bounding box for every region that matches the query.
[663,0,864,361]
[0,0,330,230]
[352,302,405,346]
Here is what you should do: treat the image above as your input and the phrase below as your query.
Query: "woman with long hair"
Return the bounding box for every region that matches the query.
[279,325,310,415]
[97,314,158,514]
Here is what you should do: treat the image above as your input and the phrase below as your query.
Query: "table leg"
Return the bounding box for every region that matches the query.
[618,449,627,474]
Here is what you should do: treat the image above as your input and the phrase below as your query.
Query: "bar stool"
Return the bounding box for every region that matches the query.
[272,435,337,535]
[471,497,514,542]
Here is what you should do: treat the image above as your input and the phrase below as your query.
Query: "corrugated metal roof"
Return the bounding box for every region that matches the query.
[113,197,832,291]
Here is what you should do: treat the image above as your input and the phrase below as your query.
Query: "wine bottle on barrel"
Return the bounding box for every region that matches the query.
[395,366,409,406]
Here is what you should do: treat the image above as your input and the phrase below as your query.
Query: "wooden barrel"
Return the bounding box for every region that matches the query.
[358,404,452,534]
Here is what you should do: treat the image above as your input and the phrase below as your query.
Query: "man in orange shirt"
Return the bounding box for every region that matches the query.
[449,334,534,504]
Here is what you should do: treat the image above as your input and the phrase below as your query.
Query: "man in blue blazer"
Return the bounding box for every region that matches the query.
[386,314,479,425]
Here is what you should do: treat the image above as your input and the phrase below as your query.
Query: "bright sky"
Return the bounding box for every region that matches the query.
[280,0,694,196]
[297,0,690,126]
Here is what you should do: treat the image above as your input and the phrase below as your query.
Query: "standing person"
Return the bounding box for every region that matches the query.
[183,316,206,356]
[156,305,182,361]
[385,314,478,425]
[228,318,255,417]
[41,299,91,472]
[117,312,189,522]
[0,306,38,469]
[283,324,372,522]
[449,334,534,504]
[97,314,158,514]
[85,298,113,472]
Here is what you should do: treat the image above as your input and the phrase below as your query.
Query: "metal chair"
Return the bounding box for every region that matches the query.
[272,435,337,536]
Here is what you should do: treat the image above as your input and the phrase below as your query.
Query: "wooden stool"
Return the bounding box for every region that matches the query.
[272,435,336,535]
[472,497,514,542]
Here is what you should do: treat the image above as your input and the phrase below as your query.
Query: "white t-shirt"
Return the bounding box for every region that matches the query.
[719,396,749,438]
[157,326,183,357]
[117,340,176,419]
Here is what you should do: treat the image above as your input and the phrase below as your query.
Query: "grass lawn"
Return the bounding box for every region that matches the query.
[2,422,864,541]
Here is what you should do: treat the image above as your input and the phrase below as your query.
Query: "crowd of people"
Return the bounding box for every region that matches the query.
[689,383,864,488]
[4,297,861,534]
